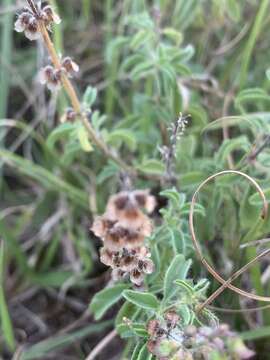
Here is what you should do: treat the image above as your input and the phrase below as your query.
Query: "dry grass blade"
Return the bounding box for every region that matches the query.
[85,329,117,360]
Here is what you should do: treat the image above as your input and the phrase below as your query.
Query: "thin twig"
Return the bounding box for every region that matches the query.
[247,134,270,162]
[197,248,270,312]
[240,237,270,249]
[26,0,39,16]
[85,329,117,360]
[213,24,249,56]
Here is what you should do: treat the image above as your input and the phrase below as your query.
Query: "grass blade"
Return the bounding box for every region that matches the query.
[21,320,113,360]
[0,0,13,118]
[0,149,89,210]
[0,241,15,352]
[239,0,269,88]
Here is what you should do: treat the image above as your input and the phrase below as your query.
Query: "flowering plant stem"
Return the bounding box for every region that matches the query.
[26,0,135,176]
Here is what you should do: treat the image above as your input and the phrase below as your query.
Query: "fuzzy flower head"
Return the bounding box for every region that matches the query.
[146,317,255,360]
[61,57,80,77]
[14,9,40,41]
[91,190,156,287]
[39,65,62,91]
[14,4,61,41]
[41,5,61,27]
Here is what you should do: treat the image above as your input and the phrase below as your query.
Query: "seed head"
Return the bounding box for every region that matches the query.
[39,65,62,91]
[15,4,61,41]
[62,57,80,76]
[41,5,61,27]
[15,12,40,41]
[91,190,155,286]
[130,268,144,286]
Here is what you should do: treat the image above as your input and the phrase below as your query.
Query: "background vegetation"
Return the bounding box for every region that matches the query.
[1,0,270,358]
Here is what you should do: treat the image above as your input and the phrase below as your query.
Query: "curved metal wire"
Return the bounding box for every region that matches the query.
[189,170,270,312]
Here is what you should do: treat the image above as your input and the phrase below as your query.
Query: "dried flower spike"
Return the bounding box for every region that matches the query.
[91,190,156,286]
[146,316,255,360]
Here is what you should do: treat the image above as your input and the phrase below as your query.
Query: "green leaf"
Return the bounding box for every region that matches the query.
[132,323,148,337]
[131,342,145,360]
[115,301,138,338]
[202,113,270,134]
[241,326,270,341]
[137,159,165,175]
[160,189,186,209]
[240,187,260,230]
[164,254,192,300]
[106,129,137,151]
[174,63,192,76]
[177,44,194,62]
[30,270,72,287]
[131,30,153,49]
[46,122,76,149]
[117,322,148,338]
[97,162,119,184]
[226,0,241,22]
[179,171,206,188]
[130,61,154,80]
[77,125,93,152]
[82,86,97,108]
[215,136,249,166]
[137,343,149,360]
[120,54,145,73]
[123,290,159,310]
[106,36,128,63]
[162,28,183,45]
[249,188,270,206]
[91,111,107,132]
[179,304,192,325]
[174,280,194,296]
[90,284,128,320]
[235,88,270,109]
[0,0,13,119]
[0,241,15,351]
[169,228,186,255]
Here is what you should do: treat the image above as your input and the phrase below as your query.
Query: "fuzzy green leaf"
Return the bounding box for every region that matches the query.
[89,284,128,320]
[123,290,159,310]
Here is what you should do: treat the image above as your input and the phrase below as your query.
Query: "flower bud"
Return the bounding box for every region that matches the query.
[15,12,40,41]
[184,325,197,337]
[147,319,161,337]
[165,311,180,330]
[62,57,79,76]
[39,66,62,91]
[41,5,61,26]
[130,268,144,286]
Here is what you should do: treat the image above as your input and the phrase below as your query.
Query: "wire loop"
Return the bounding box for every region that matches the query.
[189,170,270,312]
